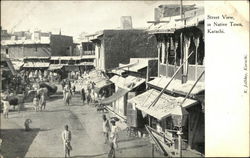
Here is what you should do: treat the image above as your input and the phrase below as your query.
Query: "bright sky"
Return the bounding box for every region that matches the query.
[1,1,203,38]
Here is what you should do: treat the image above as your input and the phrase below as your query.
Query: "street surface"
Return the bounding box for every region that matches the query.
[0,86,157,158]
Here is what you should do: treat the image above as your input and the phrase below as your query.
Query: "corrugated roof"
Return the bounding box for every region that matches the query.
[147,76,204,95]
[48,64,64,70]
[117,58,157,72]
[128,89,197,120]
[110,75,145,90]
[23,62,50,68]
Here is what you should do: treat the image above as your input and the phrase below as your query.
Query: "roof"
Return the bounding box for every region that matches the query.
[111,69,125,75]
[79,62,94,66]
[117,58,157,72]
[50,56,81,60]
[119,61,146,72]
[110,75,145,90]
[147,76,205,95]
[148,7,204,34]
[23,62,50,68]
[11,61,24,70]
[125,62,147,72]
[48,64,64,70]
[100,88,129,104]
[80,55,96,59]
[90,31,104,42]
[23,56,50,60]
[93,80,113,93]
[1,39,50,46]
[128,89,197,120]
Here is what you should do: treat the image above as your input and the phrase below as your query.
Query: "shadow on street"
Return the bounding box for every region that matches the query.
[0,128,40,158]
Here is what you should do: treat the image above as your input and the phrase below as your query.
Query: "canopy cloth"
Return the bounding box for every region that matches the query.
[100,88,129,104]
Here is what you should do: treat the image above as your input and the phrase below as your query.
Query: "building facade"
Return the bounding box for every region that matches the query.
[2,33,74,59]
[81,42,95,55]
[91,29,158,71]
[127,4,205,157]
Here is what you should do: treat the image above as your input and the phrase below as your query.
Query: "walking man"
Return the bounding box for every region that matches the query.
[62,125,72,158]
[63,85,71,106]
[1,91,10,119]
[80,87,86,105]
[40,93,46,111]
[102,115,110,144]
[108,120,120,158]
[110,120,119,149]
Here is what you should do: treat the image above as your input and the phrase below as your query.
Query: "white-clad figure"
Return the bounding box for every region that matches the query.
[2,100,10,119]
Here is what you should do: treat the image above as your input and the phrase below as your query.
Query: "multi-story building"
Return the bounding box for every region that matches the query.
[127,4,205,157]
[91,29,158,71]
[2,32,74,59]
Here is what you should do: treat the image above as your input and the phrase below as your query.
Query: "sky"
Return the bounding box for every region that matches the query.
[1,1,203,38]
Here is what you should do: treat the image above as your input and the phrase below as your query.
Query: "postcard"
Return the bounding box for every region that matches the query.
[0,1,249,157]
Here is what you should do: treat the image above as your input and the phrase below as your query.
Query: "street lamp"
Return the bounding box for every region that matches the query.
[171,105,189,157]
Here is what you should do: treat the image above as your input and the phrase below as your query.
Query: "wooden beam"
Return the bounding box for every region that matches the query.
[148,51,194,109]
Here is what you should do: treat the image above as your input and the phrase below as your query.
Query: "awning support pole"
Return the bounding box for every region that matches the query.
[180,70,205,106]
[148,51,194,109]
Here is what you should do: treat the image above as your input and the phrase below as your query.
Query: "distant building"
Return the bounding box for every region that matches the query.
[49,55,95,78]
[1,33,74,58]
[121,16,133,29]
[13,31,33,40]
[91,29,158,72]
[1,54,16,91]
[1,27,11,40]
[81,42,95,55]
[22,56,50,71]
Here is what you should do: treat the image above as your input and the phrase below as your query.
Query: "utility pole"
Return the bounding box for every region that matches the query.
[179,2,183,157]
[180,0,183,19]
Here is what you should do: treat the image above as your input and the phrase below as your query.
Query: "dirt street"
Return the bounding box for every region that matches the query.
[0,89,158,158]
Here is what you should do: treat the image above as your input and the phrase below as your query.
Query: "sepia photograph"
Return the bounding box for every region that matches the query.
[0,0,248,158]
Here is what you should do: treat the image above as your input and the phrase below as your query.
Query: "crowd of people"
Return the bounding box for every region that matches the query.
[61,70,108,107]
[23,69,61,83]
[2,68,124,158]
[32,88,47,112]
[2,69,61,97]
